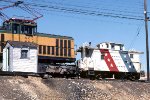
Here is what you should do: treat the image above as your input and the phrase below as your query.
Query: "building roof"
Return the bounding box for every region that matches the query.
[7,41,37,49]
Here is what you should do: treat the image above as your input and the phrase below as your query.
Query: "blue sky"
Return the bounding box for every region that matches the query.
[0,0,150,71]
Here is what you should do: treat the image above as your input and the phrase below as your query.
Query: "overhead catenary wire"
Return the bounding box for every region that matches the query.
[0,0,145,21]
[128,22,144,49]
[19,2,144,21]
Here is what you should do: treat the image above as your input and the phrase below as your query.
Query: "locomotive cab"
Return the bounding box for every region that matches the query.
[1,18,37,36]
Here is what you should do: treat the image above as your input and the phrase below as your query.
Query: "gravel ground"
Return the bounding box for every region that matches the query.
[0,76,150,100]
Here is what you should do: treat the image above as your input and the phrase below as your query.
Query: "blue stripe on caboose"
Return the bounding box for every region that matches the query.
[119,51,137,72]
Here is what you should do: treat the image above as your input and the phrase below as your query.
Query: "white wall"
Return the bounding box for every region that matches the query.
[12,48,38,73]
[2,43,13,71]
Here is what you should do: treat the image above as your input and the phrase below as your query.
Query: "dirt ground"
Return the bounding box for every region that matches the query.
[0,76,150,100]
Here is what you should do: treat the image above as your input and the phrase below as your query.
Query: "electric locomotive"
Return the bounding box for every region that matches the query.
[0,18,76,66]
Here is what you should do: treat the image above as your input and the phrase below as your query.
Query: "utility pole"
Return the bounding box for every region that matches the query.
[144,0,149,81]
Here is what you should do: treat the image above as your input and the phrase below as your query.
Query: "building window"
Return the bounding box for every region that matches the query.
[130,54,134,58]
[21,50,28,59]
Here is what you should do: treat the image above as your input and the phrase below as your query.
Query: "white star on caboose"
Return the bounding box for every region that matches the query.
[111,64,113,67]
[107,58,110,62]
[105,53,107,56]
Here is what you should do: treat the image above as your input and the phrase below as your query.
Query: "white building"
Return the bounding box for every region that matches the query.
[3,41,38,73]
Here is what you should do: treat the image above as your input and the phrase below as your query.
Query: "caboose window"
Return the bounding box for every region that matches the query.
[101,54,105,60]
[106,44,109,48]
[111,45,115,49]
[130,54,134,58]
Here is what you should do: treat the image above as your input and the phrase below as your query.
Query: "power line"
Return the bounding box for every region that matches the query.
[22,2,144,21]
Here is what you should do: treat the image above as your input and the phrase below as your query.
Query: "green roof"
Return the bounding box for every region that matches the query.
[36,32,74,40]
[0,30,74,40]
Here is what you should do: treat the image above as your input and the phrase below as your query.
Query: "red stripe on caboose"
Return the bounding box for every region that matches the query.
[100,49,119,72]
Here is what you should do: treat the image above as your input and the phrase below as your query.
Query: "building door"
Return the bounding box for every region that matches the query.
[2,47,10,71]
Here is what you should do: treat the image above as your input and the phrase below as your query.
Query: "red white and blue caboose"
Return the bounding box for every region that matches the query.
[77,42,143,80]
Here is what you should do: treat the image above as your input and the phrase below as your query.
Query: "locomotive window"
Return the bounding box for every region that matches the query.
[60,48,63,56]
[68,49,71,57]
[1,34,4,52]
[56,47,59,56]
[60,40,63,56]
[68,40,71,48]
[60,40,63,48]
[43,46,46,54]
[64,40,67,48]
[47,46,51,55]
[22,25,36,35]
[64,48,67,56]
[39,45,42,54]
[56,39,59,47]
[12,24,20,34]
[52,46,55,55]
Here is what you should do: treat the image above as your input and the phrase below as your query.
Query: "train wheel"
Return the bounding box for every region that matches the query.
[128,73,140,81]
[114,74,121,79]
